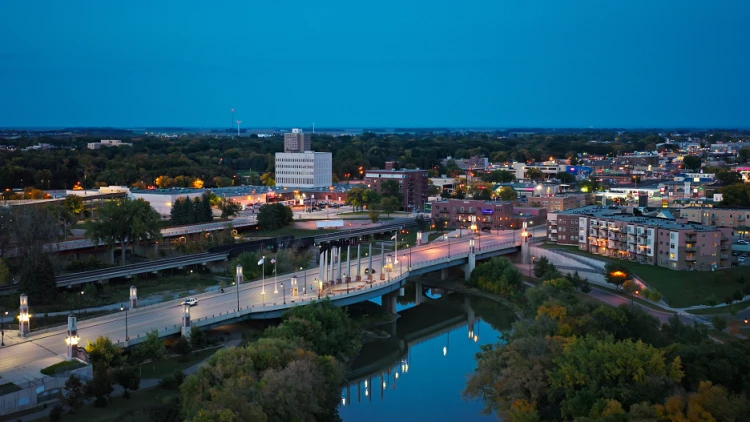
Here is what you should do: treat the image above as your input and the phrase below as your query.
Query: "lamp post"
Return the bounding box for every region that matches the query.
[631,290,639,310]
[236,264,242,312]
[530,255,535,278]
[301,266,307,294]
[78,290,84,317]
[1,309,7,346]
[119,304,129,340]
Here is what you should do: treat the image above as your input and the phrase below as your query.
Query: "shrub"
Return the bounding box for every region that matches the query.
[173,336,191,356]
[158,371,185,390]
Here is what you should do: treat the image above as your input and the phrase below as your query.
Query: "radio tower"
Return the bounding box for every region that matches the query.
[236,120,242,136]
[231,108,235,130]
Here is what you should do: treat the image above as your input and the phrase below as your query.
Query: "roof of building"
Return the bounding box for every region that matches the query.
[558,205,723,231]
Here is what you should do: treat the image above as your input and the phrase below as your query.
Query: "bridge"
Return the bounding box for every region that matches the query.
[0,231,527,385]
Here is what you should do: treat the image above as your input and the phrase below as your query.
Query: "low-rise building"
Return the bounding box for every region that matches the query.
[549,205,731,271]
[678,207,750,228]
[441,156,489,170]
[529,194,593,212]
[429,199,514,231]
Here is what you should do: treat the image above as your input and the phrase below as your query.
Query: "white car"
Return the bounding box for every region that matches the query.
[182,298,198,306]
[738,257,746,263]
[738,240,749,245]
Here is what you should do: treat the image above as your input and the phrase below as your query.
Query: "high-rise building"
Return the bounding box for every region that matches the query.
[364,167,429,211]
[275,151,332,188]
[284,128,311,153]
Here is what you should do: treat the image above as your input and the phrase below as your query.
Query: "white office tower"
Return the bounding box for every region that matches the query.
[275,151,332,188]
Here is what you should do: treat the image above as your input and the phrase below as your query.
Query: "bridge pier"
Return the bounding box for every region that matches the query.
[18,294,29,337]
[356,244,362,281]
[415,283,428,305]
[337,246,343,284]
[368,243,373,281]
[181,303,191,339]
[462,239,477,281]
[441,268,448,281]
[381,291,398,314]
[129,286,137,308]
[380,242,385,281]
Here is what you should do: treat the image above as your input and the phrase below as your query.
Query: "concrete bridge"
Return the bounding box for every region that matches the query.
[0,231,527,385]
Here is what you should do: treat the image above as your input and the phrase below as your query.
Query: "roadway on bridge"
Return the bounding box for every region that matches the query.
[0,232,521,385]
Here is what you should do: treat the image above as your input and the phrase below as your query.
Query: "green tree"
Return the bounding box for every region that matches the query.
[63,195,84,216]
[533,256,560,280]
[682,155,702,170]
[18,254,56,304]
[86,367,114,407]
[482,170,515,183]
[380,196,401,216]
[497,186,518,202]
[89,198,161,265]
[368,209,380,223]
[604,262,630,291]
[555,171,576,183]
[257,203,293,230]
[85,336,125,372]
[260,172,275,186]
[0,258,10,286]
[135,329,167,370]
[62,374,86,414]
[526,168,544,181]
[739,147,750,164]
[218,198,241,218]
[189,325,207,350]
[469,257,525,299]
[711,315,728,331]
[345,186,365,211]
[113,365,141,395]
[170,197,189,225]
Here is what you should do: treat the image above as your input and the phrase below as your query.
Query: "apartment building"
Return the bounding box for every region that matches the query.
[441,156,489,170]
[364,168,429,211]
[549,205,731,271]
[679,207,750,228]
[283,128,312,153]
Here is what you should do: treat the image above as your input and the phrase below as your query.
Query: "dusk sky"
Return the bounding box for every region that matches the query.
[1,1,748,129]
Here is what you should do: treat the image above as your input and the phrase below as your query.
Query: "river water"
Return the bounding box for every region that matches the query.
[339,283,516,422]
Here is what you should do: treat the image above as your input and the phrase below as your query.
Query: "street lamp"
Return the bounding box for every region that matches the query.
[530,255,535,277]
[78,290,84,316]
[301,266,307,294]
[119,304,129,340]
[1,309,7,346]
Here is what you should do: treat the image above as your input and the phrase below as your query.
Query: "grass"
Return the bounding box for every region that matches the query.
[47,387,181,422]
[138,347,220,380]
[540,243,750,308]
[40,360,86,376]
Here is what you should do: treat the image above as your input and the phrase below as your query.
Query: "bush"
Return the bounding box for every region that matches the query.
[158,371,185,390]
[189,326,206,350]
[173,336,191,356]
[49,404,63,421]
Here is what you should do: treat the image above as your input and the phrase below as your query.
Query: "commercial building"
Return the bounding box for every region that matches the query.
[549,205,732,271]
[441,156,489,170]
[130,187,270,218]
[283,128,311,153]
[530,194,593,213]
[428,199,547,231]
[364,166,429,211]
[275,151,333,188]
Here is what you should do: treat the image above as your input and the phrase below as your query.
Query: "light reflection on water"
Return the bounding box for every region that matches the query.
[339,286,513,422]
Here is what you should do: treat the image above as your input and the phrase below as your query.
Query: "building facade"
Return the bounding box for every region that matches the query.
[430,199,514,231]
[364,169,429,211]
[549,205,731,271]
[283,128,311,153]
[530,194,593,213]
[679,207,750,228]
[275,152,332,188]
[441,156,489,170]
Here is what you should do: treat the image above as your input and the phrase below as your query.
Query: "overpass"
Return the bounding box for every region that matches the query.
[0,231,527,385]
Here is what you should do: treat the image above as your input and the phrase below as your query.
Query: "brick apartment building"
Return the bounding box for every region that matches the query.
[364,162,429,211]
[530,194,593,213]
[283,128,311,153]
[678,207,750,229]
[428,199,547,231]
[548,205,732,271]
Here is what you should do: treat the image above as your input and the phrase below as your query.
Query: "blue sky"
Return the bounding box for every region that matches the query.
[1,0,748,128]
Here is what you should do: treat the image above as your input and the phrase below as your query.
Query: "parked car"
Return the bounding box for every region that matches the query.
[182,298,198,306]
[738,256,746,263]
[737,240,749,245]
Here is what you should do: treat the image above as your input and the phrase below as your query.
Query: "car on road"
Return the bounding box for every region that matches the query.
[738,240,749,245]
[739,256,746,263]
[182,298,198,306]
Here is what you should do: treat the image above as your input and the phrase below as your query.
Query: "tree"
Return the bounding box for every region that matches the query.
[711,315,728,331]
[526,168,544,181]
[497,186,518,202]
[89,198,161,265]
[739,147,750,164]
[469,257,525,300]
[218,198,241,218]
[170,198,190,225]
[135,329,167,370]
[380,196,401,216]
[604,262,630,291]
[655,381,749,422]
[682,155,702,170]
[368,209,380,223]
[63,195,84,216]
[257,203,293,231]
[18,254,56,304]
[720,183,750,207]
[260,172,275,186]
[345,187,365,211]
[555,171,576,183]
[86,367,114,407]
[189,326,207,350]
[85,336,125,372]
[113,365,141,395]
[533,256,560,280]
[472,186,492,200]
[482,170,515,183]
[0,258,10,286]
[62,374,86,414]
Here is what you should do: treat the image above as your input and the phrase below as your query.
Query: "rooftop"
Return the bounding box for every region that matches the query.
[558,205,722,231]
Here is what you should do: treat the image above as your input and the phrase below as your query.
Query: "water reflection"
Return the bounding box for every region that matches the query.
[340,285,515,421]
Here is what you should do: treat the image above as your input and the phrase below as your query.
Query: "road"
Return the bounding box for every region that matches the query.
[0,231,522,385]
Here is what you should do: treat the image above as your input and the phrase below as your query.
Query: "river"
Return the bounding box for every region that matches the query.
[339,282,516,422]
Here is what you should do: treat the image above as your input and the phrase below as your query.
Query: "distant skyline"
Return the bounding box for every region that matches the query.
[1,1,749,129]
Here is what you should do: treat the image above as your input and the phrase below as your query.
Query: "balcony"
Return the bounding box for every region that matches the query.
[627,235,636,243]
[685,254,696,262]
[686,234,697,242]
[550,228,558,234]
[637,238,648,245]
[685,244,696,252]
